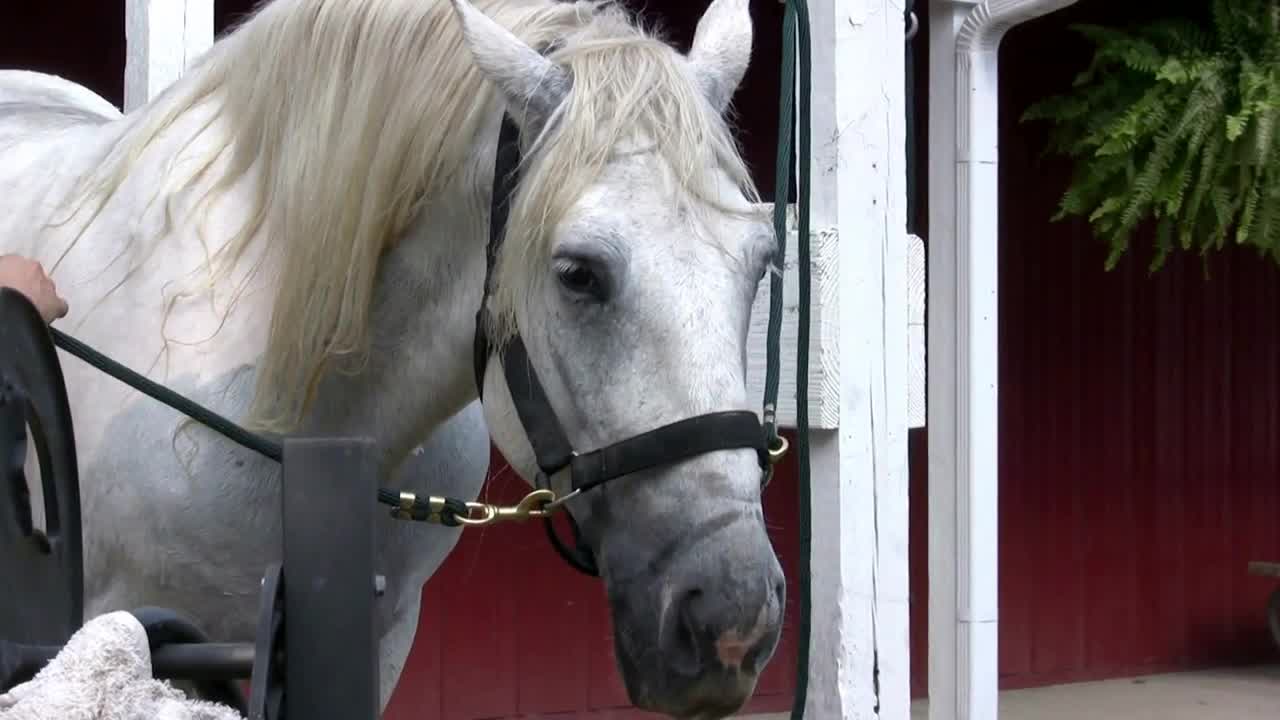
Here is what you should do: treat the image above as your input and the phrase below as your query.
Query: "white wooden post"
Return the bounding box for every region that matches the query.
[926,2,1077,719]
[799,0,911,717]
[124,0,215,112]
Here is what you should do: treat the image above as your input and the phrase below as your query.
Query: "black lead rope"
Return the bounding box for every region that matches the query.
[48,328,473,527]
[50,328,284,463]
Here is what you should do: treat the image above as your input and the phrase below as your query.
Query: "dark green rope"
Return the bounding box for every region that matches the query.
[50,326,473,526]
[764,14,794,449]
[50,327,284,462]
[767,0,812,717]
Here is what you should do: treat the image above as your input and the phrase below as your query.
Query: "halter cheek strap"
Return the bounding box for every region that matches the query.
[473,115,772,577]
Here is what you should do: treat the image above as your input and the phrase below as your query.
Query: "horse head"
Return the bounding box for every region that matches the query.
[455,1,786,716]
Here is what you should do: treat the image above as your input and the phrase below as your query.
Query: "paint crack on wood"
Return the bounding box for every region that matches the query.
[870,365,883,716]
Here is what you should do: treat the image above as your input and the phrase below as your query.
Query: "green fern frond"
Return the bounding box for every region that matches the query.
[1021,0,1280,271]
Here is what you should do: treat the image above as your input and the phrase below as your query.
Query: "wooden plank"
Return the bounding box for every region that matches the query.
[908,234,927,429]
[124,0,214,112]
[745,203,838,429]
[1248,561,1280,579]
[801,0,911,717]
[744,206,925,431]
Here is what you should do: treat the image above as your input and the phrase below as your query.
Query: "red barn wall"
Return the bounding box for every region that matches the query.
[904,0,1280,698]
[986,0,1280,691]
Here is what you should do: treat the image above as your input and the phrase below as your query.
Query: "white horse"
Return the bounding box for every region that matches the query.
[0,0,786,716]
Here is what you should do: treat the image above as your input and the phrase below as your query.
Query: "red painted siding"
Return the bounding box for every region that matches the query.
[986,200,1280,691]
[991,1,1280,690]
[903,0,1280,699]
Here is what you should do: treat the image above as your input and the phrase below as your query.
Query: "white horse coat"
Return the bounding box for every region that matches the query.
[0,68,493,705]
[0,1,785,716]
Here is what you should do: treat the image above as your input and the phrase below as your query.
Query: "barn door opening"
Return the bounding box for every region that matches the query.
[0,2,127,109]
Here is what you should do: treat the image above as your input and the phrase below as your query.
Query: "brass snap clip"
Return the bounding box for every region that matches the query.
[452,488,559,527]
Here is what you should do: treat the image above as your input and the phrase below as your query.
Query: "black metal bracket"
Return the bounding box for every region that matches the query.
[0,287,83,656]
[0,289,383,720]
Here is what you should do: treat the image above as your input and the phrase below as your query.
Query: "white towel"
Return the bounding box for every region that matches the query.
[0,611,244,720]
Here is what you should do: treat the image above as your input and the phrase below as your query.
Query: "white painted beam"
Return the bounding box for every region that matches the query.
[124,0,214,112]
[926,2,1078,719]
[799,0,911,717]
[907,234,926,428]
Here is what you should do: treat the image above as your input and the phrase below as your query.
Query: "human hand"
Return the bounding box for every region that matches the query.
[0,254,69,323]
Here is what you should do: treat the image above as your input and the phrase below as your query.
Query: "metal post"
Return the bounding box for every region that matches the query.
[281,437,380,720]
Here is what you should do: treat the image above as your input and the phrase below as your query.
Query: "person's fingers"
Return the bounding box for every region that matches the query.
[0,255,70,323]
[37,275,67,322]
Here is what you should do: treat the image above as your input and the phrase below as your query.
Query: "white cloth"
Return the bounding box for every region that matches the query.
[0,611,244,720]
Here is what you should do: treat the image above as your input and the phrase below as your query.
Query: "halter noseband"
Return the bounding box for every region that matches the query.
[472,115,774,577]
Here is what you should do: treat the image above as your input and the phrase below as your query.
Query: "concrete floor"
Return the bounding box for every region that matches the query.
[744,665,1280,719]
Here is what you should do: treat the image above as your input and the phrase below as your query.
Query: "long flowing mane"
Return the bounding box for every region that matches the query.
[61,0,757,433]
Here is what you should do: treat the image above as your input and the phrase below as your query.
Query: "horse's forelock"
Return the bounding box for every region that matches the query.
[485,9,759,347]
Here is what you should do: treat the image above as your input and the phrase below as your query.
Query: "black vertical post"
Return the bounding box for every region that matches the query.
[281,437,380,720]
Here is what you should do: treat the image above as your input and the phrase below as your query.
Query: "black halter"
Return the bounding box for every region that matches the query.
[472,115,774,577]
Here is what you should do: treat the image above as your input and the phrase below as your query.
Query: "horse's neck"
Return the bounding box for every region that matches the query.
[21,92,494,471]
[291,191,491,469]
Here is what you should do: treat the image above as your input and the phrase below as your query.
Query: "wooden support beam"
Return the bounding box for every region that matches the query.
[801,0,911,716]
[124,0,214,112]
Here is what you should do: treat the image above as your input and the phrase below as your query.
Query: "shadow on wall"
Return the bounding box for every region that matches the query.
[0,2,126,109]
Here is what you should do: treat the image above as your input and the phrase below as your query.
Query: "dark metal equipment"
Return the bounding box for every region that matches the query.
[0,287,84,656]
[0,288,381,720]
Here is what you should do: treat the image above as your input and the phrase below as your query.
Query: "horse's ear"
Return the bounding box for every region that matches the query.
[688,0,754,114]
[450,0,571,135]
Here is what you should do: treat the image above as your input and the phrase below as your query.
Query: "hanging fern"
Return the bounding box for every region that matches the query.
[1022,0,1280,271]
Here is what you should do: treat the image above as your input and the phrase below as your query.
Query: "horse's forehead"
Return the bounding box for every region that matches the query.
[565,155,759,250]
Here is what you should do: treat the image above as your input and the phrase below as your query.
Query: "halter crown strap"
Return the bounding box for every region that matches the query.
[473,115,522,400]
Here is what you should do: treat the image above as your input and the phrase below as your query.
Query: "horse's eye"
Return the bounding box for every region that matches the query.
[555,260,606,300]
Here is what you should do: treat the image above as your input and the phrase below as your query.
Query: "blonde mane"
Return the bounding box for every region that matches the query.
[62,0,758,434]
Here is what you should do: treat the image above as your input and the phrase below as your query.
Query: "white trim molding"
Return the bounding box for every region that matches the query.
[744,207,925,432]
[927,1,1078,719]
[908,234,926,429]
[124,0,214,112]
[745,204,840,430]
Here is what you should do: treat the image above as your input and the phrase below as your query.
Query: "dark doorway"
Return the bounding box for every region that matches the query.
[0,2,127,108]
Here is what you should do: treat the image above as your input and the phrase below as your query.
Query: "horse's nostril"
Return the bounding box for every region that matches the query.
[679,589,704,638]
[668,587,706,672]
